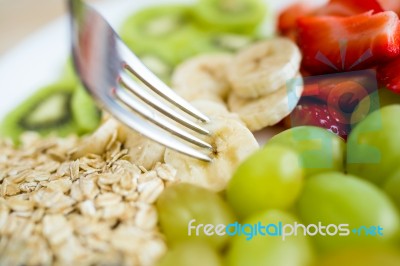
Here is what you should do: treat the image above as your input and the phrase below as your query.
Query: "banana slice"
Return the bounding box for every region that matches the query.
[164,117,259,192]
[122,127,166,170]
[190,99,242,123]
[228,76,304,131]
[172,53,233,103]
[228,38,301,99]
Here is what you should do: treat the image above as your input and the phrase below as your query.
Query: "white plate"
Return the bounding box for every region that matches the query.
[0,0,296,142]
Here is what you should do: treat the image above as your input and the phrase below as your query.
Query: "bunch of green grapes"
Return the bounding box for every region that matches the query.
[156,105,400,266]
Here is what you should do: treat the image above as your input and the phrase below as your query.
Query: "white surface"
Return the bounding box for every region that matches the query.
[0,0,296,121]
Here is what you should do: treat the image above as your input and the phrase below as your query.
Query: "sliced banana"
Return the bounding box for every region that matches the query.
[164,117,259,192]
[228,76,304,131]
[228,37,301,99]
[190,99,242,123]
[121,127,166,170]
[171,53,233,104]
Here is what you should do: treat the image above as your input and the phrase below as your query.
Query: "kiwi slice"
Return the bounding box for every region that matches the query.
[194,0,266,33]
[120,5,207,66]
[0,81,80,142]
[199,31,258,53]
[71,85,101,134]
[120,5,195,52]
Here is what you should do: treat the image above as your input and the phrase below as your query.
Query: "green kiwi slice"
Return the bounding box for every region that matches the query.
[120,5,194,51]
[120,5,206,66]
[194,0,266,33]
[71,85,101,134]
[1,81,80,142]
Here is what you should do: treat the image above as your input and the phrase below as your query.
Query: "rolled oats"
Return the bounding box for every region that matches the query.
[0,123,178,266]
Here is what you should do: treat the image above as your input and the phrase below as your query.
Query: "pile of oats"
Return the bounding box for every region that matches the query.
[0,120,178,266]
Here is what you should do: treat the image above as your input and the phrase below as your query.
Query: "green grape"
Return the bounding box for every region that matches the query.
[226,145,303,218]
[156,241,223,266]
[226,210,314,266]
[267,126,345,177]
[298,172,400,252]
[317,247,400,266]
[156,183,235,249]
[347,105,400,185]
[383,168,400,210]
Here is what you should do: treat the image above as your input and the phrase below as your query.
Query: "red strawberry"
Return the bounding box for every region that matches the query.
[377,57,400,93]
[297,11,400,74]
[289,98,351,139]
[315,0,384,16]
[278,0,384,39]
[302,70,378,112]
[278,3,317,40]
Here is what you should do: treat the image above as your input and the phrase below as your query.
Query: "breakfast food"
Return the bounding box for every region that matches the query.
[164,116,259,192]
[226,210,314,266]
[171,53,233,103]
[347,105,400,185]
[71,85,101,134]
[268,126,346,177]
[156,183,235,249]
[226,145,304,218]
[0,128,177,265]
[193,0,266,32]
[227,38,302,98]
[2,0,400,265]
[228,77,303,131]
[298,173,400,251]
[1,81,79,142]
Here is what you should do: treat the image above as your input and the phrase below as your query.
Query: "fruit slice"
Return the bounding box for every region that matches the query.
[226,210,314,266]
[278,2,317,40]
[172,53,233,103]
[278,0,384,40]
[302,70,379,114]
[377,57,400,93]
[297,11,400,74]
[228,77,303,131]
[164,117,259,192]
[120,5,193,44]
[1,81,80,142]
[298,173,400,252]
[228,38,302,98]
[289,98,351,139]
[315,0,384,16]
[156,183,236,249]
[71,85,101,134]
[347,105,400,185]
[226,145,304,218]
[267,126,346,177]
[201,31,257,53]
[120,5,202,64]
[193,0,266,33]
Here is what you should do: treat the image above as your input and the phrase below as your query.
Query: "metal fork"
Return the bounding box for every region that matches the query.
[68,0,213,161]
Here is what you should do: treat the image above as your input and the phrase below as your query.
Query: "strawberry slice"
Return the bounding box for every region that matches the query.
[278,0,384,42]
[302,70,378,112]
[278,3,318,40]
[297,11,400,74]
[289,98,351,139]
[377,57,400,93]
[315,0,384,16]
